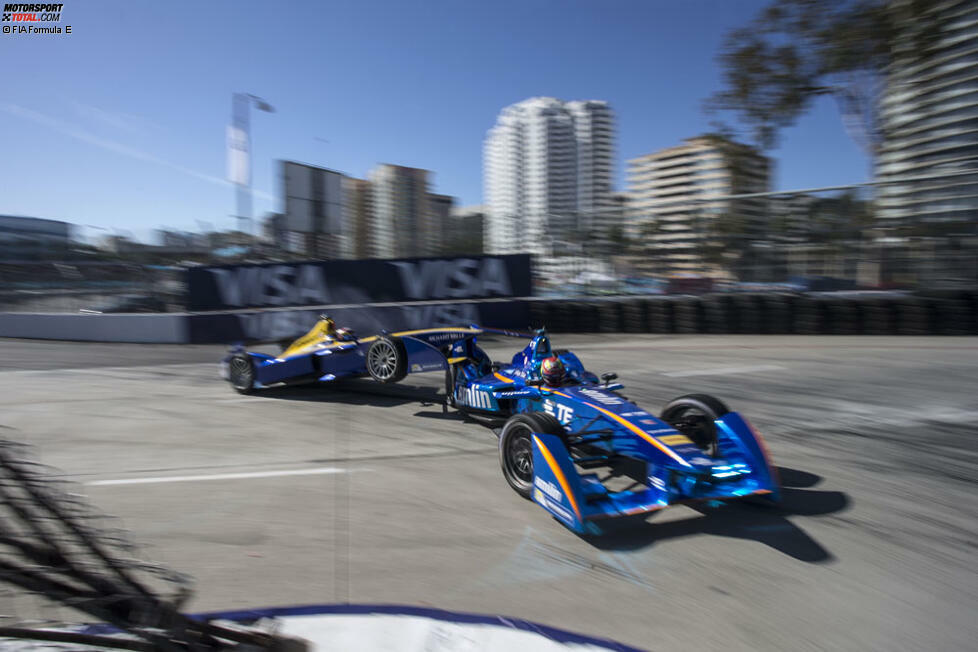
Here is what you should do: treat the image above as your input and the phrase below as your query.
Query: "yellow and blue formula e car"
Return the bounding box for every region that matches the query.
[220,316,480,393]
[444,328,781,535]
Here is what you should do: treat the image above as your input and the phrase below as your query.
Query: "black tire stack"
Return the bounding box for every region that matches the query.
[793,295,826,334]
[673,296,703,334]
[759,293,793,334]
[646,297,676,333]
[701,295,729,334]
[528,300,550,331]
[895,296,930,335]
[825,297,861,335]
[513,290,975,335]
[731,294,762,334]
[859,298,897,335]
[598,301,624,333]
[621,299,648,333]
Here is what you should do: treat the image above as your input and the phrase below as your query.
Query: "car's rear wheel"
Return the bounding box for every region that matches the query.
[661,394,730,457]
[228,354,255,394]
[499,412,564,498]
[366,336,407,383]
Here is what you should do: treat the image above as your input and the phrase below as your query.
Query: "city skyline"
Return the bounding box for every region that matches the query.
[0,0,871,242]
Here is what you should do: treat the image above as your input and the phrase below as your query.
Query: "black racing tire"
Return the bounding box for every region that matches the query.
[499,412,565,499]
[660,394,730,457]
[366,336,408,383]
[228,354,255,394]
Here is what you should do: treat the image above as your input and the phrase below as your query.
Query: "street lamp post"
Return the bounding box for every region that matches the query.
[230,93,275,237]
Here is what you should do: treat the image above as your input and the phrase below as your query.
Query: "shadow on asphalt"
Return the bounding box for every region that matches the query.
[584,467,848,563]
[254,380,446,409]
[252,381,497,424]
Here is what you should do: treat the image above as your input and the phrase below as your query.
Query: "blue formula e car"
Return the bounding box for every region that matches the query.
[220,315,482,393]
[443,328,780,535]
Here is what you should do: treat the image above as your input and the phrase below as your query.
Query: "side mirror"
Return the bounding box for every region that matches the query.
[601,372,618,386]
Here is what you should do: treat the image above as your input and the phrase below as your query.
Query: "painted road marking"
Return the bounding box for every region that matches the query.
[86,466,351,486]
[661,364,786,378]
[0,363,209,376]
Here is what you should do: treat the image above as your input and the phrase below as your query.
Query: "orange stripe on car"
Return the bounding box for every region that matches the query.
[550,390,692,468]
[532,435,582,521]
[494,372,515,384]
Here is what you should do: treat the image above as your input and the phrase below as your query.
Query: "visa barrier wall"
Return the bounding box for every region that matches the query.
[185,299,532,344]
[185,254,533,311]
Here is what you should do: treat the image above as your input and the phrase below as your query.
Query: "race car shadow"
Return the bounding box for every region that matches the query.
[585,467,849,563]
[255,380,445,409]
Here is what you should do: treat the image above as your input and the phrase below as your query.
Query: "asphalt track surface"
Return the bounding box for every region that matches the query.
[0,335,976,651]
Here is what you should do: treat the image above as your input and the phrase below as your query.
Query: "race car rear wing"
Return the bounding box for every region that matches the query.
[471,325,537,339]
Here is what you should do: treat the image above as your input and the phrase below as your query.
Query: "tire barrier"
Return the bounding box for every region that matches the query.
[621,299,648,333]
[528,300,550,331]
[673,297,703,334]
[731,294,762,334]
[759,294,794,334]
[3,292,975,342]
[701,296,729,334]
[895,297,930,335]
[858,298,897,335]
[825,298,861,335]
[598,301,623,333]
[792,295,825,335]
[646,297,676,333]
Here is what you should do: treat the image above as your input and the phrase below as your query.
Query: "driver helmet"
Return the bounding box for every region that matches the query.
[540,356,565,387]
[334,327,356,342]
[319,315,336,336]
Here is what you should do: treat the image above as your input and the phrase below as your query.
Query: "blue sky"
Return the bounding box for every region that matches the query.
[0,0,871,241]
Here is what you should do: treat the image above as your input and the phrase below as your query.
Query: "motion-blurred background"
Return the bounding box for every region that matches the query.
[2,0,975,320]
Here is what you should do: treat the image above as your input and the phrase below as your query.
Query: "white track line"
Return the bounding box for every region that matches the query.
[0,363,208,376]
[661,364,786,378]
[86,466,350,486]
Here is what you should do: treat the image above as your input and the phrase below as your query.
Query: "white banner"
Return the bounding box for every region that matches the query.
[226,125,249,186]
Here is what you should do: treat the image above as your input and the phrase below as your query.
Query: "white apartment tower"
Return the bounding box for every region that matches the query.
[484,97,615,255]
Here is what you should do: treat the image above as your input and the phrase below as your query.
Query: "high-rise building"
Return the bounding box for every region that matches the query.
[875,0,978,230]
[627,135,771,274]
[484,97,615,255]
[427,193,454,256]
[280,161,346,258]
[444,205,485,255]
[369,164,432,258]
[342,177,373,259]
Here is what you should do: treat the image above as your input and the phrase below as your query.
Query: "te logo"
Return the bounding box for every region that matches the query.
[543,399,574,425]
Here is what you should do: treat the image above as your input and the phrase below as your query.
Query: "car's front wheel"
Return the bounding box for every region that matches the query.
[660,394,730,457]
[499,412,564,498]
